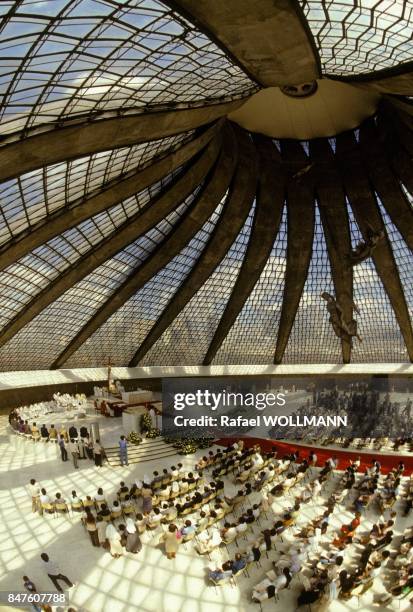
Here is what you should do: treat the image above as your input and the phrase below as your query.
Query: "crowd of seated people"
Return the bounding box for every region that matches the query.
[24,435,413,608]
[266,383,413,446]
[9,394,88,425]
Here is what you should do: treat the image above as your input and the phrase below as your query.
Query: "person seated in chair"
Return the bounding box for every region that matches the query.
[231,553,247,574]
[208,566,232,583]
[68,425,78,439]
[31,423,40,441]
[99,503,111,520]
[54,492,67,512]
[40,424,49,441]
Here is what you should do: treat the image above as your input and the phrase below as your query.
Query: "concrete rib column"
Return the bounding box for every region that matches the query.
[336,130,413,362]
[203,134,285,366]
[310,139,353,363]
[0,121,222,272]
[0,100,246,183]
[358,119,413,251]
[167,0,320,86]
[274,140,315,364]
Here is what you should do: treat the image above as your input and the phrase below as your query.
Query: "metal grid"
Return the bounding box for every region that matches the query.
[0,0,256,137]
[65,197,226,367]
[347,198,408,362]
[0,168,179,330]
[0,188,199,370]
[213,206,288,365]
[377,195,413,342]
[142,201,256,365]
[299,0,413,76]
[283,203,342,363]
[0,131,192,246]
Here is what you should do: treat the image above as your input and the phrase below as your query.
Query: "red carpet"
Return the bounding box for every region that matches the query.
[216,437,413,475]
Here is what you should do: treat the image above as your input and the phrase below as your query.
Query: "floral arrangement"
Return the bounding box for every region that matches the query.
[146,427,161,439]
[140,412,152,432]
[164,435,214,455]
[128,431,142,445]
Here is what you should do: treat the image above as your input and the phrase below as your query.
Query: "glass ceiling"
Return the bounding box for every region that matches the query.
[0,0,412,370]
[0,0,256,136]
[300,0,413,76]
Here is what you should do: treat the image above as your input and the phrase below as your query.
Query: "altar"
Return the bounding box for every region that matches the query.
[121,389,154,404]
[122,405,148,434]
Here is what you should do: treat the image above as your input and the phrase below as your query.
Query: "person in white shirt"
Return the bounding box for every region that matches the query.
[312,479,322,498]
[222,524,237,542]
[236,519,248,534]
[94,488,106,508]
[40,488,50,507]
[147,508,162,529]
[40,553,73,593]
[158,484,171,500]
[68,439,79,469]
[163,503,177,522]
[28,479,41,513]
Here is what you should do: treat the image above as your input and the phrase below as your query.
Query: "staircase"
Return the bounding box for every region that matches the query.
[104,437,178,467]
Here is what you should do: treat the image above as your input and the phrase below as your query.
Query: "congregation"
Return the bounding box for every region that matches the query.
[25,439,413,608]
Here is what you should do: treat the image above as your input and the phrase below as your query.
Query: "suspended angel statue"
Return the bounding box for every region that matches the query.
[348,226,385,266]
[292,163,314,180]
[321,292,362,345]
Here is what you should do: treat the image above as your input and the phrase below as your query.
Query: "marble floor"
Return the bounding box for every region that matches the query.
[0,415,412,612]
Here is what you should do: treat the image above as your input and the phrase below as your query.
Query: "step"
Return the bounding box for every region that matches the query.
[104,438,168,451]
[104,441,169,456]
[105,448,177,467]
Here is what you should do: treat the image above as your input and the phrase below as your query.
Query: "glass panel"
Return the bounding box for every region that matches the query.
[0,131,192,246]
[299,0,413,75]
[283,204,342,363]
[0,187,200,370]
[64,196,226,367]
[346,199,408,362]
[0,0,256,136]
[0,167,179,332]
[213,206,288,364]
[143,201,256,365]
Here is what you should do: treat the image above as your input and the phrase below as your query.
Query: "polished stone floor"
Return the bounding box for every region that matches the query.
[0,415,411,612]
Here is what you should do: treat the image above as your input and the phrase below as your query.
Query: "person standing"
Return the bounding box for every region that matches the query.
[58,435,68,462]
[159,524,180,559]
[78,437,86,459]
[105,524,123,558]
[49,424,57,442]
[119,435,128,466]
[40,553,73,593]
[28,479,41,514]
[84,511,100,547]
[85,436,94,460]
[93,439,103,467]
[68,438,79,469]
[124,518,142,553]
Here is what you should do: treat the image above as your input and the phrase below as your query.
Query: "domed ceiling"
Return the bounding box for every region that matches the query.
[0,0,412,370]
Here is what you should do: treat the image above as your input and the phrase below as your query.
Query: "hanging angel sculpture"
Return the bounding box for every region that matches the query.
[321,292,362,345]
[348,226,385,266]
